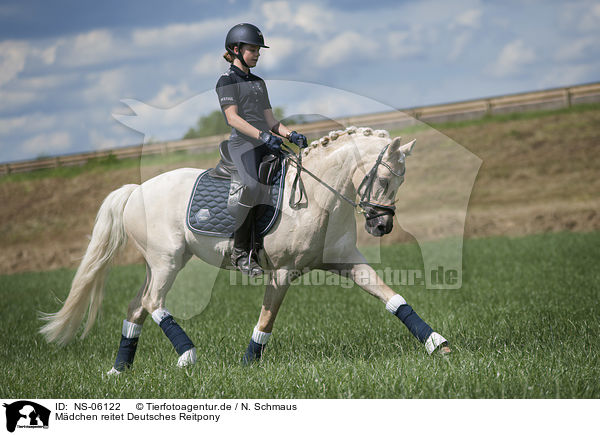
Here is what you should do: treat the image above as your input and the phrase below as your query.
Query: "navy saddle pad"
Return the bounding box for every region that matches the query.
[186,164,286,238]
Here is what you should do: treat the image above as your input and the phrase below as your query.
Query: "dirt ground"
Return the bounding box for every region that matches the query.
[1,108,598,274]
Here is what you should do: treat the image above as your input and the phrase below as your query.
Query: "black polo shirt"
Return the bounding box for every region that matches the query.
[215,64,272,132]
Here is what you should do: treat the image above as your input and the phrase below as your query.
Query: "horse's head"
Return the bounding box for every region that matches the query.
[356,136,416,237]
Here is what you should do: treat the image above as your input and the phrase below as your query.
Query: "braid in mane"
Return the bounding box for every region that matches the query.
[301,126,390,157]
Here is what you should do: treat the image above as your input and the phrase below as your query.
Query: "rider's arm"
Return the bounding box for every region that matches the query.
[222,104,263,140]
[264,109,291,139]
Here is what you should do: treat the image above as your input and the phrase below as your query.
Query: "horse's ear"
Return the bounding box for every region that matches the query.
[388,137,402,154]
[399,139,416,156]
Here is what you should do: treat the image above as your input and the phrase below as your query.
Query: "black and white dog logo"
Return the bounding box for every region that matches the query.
[3,401,50,432]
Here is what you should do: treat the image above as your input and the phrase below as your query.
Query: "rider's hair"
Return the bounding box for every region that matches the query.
[223,51,234,63]
[223,43,248,63]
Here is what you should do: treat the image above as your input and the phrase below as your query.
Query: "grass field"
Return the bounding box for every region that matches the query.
[1,231,598,399]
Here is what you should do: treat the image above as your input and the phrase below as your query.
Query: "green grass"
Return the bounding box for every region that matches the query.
[1,231,599,398]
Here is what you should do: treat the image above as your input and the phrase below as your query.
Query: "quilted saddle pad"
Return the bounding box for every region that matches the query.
[186,164,286,238]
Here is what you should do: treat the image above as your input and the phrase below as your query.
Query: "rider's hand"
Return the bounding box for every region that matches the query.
[259,131,283,153]
[289,131,308,148]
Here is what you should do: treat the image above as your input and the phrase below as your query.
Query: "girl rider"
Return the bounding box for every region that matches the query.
[216,23,307,276]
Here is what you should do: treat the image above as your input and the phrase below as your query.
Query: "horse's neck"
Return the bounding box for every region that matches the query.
[295,145,355,199]
[287,140,378,210]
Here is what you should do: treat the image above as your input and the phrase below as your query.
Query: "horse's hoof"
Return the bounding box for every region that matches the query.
[425,332,449,355]
[106,367,122,376]
[438,342,452,355]
[177,347,197,367]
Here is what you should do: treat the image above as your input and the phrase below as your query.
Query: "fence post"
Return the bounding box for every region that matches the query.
[564,87,572,108]
[485,99,493,116]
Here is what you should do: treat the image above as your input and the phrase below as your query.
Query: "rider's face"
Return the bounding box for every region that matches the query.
[236,44,260,68]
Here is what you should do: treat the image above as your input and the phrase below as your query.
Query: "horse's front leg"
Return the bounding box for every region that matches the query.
[328,259,451,355]
[242,269,290,364]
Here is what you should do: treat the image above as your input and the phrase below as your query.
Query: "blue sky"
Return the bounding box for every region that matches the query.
[0,0,599,162]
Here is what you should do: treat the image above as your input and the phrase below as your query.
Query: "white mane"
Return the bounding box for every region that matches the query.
[302,126,390,157]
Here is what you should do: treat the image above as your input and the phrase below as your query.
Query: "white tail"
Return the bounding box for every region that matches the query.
[39,184,139,345]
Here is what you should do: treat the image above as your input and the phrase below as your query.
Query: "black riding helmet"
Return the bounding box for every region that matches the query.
[225,23,268,68]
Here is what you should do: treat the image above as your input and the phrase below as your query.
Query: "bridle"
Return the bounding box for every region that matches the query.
[283,142,405,220]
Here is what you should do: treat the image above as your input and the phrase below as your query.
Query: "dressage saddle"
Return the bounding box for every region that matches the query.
[208,140,280,186]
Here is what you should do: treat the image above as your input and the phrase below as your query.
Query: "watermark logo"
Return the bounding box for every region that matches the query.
[114,80,481,318]
[3,401,50,432]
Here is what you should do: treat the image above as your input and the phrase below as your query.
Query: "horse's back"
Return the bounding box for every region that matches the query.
[123,168,207,253]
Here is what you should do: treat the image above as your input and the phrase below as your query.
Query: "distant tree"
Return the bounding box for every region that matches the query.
[183,107,285,139]
[183,110,229,139]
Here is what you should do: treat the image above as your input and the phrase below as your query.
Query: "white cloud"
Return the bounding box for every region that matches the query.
[193,53,229,76]
[18,72,76,90]
[82,68,128,103]
[22,131,71,155]
[261,1,334,37]
[149,82,193,108]
[454,9,482,28]
[0,113,57,135]
[0,89,37,111]
[262,1,294,29]
[64,29,116,67]
[577,2,600,32]
[295,3,335,36]
[448,32,471,61]
[314,31,378,67]
[40,43,59,65]
[387,31,425,59]
[539,63,597,89]
[258,36,296,70]
[555,37,599,62]
[131,20,225,48]
[0,40,28,86]
[488,39,536,78]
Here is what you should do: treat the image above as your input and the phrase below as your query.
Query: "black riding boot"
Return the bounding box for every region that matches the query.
[231,207,263,276]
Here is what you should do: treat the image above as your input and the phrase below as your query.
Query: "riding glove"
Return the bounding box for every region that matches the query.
[259,131,283,153]
[289,131,308,148]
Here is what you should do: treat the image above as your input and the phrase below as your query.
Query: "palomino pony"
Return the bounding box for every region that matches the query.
[40,126,450,374]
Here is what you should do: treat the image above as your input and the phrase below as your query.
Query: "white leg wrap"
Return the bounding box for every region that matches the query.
[151,308,172,325]
[425,332,447,355]
[122,320,143,338]
[385,294,407,314]
[106,367,122,376]
[252,326,272,345]
[177,347,197,367]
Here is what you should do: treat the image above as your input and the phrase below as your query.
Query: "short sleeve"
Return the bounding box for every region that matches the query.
[260,79,272,110]
[215,74,237,108]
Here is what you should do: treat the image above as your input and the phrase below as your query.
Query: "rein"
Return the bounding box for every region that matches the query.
[281,143,403,218]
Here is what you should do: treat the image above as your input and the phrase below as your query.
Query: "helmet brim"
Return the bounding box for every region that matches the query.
[238,41,269,49]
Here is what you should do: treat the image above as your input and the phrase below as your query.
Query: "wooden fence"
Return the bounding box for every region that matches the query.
[2,82,599,175]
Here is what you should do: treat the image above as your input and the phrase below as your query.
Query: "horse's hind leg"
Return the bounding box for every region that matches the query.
[108,252,196,375]
[107,264,151,375]
[142,253,197,368]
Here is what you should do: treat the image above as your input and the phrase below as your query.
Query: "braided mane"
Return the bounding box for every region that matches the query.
[301,126,390,157]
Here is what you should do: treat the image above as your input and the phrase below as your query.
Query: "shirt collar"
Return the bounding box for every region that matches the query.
[230,64,250,78]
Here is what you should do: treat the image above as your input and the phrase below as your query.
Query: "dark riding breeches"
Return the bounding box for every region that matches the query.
[228,133,270,230]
